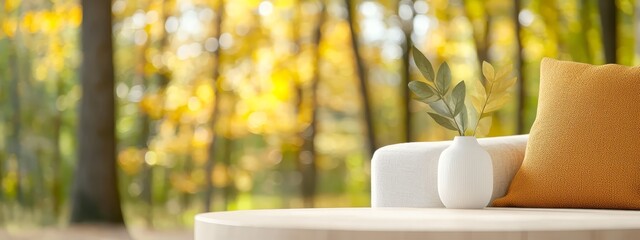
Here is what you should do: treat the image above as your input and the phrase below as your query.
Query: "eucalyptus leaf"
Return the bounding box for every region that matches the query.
[455,105,468,134]
[428,101,451,117]
[451,81,466,116]
[418,95,441,104]
[427,112,458,131]
[412,46,435,82]
[408,81,436,100]
[407,45,517,137]
[436,62,451,94]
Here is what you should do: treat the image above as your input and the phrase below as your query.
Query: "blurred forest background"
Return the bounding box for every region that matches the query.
[0,0,638,230]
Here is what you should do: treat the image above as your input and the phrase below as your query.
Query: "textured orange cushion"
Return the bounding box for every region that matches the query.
[492,58,640,209]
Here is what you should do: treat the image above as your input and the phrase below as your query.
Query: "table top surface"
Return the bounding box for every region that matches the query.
[195,207,640,232]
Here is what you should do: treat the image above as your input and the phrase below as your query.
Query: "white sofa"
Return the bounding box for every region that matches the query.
[371,134,529,208]
[196,134,640,240]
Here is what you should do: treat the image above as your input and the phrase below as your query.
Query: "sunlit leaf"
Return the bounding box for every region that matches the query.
[485,93,511,112]
[2,19,17,37]
[412,46,435,82]
[493,77,517,93]
[496,64,513,80]
[471,91,486,113]
[482,61,495,82]
[466,103,479,136]
[68,6,82,27]
[4,0,19,12]
[475,115,493,137]
[118,148,144,175]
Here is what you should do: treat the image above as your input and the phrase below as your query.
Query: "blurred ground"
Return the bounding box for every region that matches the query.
[0,225,192,240]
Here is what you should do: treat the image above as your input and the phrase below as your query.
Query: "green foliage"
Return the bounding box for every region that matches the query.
[427,112,458,131]
[408,81,436,100]
[409,48,516,137]
[435,62,452,94]
[411,46,435,82]
[451,81,466,117]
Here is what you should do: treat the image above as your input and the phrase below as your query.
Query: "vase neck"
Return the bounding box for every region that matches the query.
[452,136,479,146]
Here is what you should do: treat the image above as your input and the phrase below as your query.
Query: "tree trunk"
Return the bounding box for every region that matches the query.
[9,45,23,206]
[52,76,63,220]
[344,0,376,157]
[579,0,594,63]
[514,0,526,134]
[136,7,153,226]
[598,0,617,63]
[297,2,326,208]
[399,0,414,142]
[150,0,173,214]
[463,0,491,82]
[180,141,195,218]
[70,0,124,224]
[204,0,225,213]
[137,75,152,227]
[8,1,25,207]
[221,135,234,211]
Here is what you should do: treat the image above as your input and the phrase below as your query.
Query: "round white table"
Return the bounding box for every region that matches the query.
[194,207,640,240]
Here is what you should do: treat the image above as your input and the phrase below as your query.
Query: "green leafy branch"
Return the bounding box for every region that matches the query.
[408,46,467,136]
[408,46,517,137]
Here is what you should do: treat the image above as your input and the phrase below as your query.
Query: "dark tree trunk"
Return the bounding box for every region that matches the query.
[180,142,195,217]
[598,0,617,63]
[221,135,234,211]
[137,83,152,226]
[136,9,153,226]
[399,0,414,142]
[204,0,225,213]
[344,0,376,157]
[22,51,37,211]
[9,46,23,206]
[579,0,594,63]
[0,149,3,205]
[514,0,526,134]
[70,0,124,224]
[463,0,491,83]
[401,40,412,142]
[52,76,63,219]
[138,114,152,225]
[150,0,173,213]
[7,1,25,209]
[296,2,326,208]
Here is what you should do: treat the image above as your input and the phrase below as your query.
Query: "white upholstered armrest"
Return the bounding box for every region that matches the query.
[371,135,528,208]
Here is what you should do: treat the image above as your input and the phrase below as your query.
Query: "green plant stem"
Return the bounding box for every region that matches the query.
[473,81,495,136]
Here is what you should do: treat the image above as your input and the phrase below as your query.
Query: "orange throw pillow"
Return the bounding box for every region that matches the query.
[492,58,640,209]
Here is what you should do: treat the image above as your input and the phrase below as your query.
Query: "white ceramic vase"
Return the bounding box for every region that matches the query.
[437,136,493,209]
